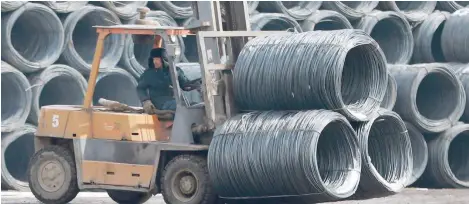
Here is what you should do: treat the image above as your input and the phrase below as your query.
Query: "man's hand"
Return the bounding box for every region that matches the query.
[142,100,156,114]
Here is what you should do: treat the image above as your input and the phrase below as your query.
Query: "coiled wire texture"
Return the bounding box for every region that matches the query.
[207,110,361,203]
[441,8,469,63]
[301,10,353,31]
[424,123,469,188]
[1,2,64,73]
[95,68,141,107]
[355,10,414,64]
[411,11,450,63]
[60,5,124,74]
[100,1,148,20]
[1,1,27,12]
[151,1,193,19]
[355,109,412,197]
[380,72,397,110]
[321,1,379,20]
[27,64,87,125]
[250,13,303,32]
[1,61,32,132]
[404,122,428,187]
[378,1,436,25]
[441,63,469,122]
[258,1,322,20]
[436,1,469,13]
[39,1,88,13]
[233,30,387,121]
[389,63,465,133]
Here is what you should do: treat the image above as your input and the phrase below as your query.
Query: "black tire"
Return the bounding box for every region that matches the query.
[161,154,216,204]
[107,190,152,204]
[28,145,79,204]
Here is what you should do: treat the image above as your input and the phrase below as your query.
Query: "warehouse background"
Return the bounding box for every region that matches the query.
[1,0,469,202]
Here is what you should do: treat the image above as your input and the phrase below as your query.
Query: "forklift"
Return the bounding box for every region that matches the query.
[27,1,285,204]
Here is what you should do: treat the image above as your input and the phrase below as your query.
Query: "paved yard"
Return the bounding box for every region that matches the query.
[2,188,469,203]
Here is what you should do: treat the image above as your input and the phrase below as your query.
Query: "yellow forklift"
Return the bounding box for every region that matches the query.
[27,2,285,204]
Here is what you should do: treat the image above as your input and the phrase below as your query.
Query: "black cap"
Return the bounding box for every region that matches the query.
[150,48,165,58]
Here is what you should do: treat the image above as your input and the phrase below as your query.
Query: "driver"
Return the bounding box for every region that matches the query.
[136,48,197,114]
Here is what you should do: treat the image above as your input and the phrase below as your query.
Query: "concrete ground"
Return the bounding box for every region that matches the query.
[2,188,469,203]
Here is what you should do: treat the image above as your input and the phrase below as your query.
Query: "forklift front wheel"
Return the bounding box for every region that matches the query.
[28,145,79,204]
[107,190,152,204]
[161,154,217,204]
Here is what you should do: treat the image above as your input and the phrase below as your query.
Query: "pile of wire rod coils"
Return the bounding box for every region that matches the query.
[1,2,469,201]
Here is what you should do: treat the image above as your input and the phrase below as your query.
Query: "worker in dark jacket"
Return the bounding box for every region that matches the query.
[137,48,196,114]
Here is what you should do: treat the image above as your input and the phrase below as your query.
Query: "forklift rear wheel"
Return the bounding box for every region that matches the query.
[28,145,79,204]
[161,154,216,204]
[107,190,152,204]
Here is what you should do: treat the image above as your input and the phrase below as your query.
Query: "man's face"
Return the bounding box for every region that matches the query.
[153,57,162,69]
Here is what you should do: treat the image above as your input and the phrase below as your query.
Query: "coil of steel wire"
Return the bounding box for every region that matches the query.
[321,1,379,20]
[1,124,36,191]
[1,2,64,73]
[208,110,361,203]
[1,1,28,12]
[388,63,465,133]
[355,10,414,64]
[301,10,352,31]
[1,62,32,133]
[378,1,436,26]
[440,63,469,122]
[355,109,412,197]
[151,1,192,19]
[411,11,451,63]
[99,1,148,20]
[257,1,322,20]
[94,68,141,107]
[250,13,303,32]
[119,10,184,78]
[437,1,469,13]
[60,5,124,74]
[380,72,397,110]
[27,64,87,124]
[39,1,88,13]
[233,30,387,121]
[404,122,428,187]
[441,8,469,63]
[424,123,469,188]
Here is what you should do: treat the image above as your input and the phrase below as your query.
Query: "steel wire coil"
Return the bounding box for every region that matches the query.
[403,122,428,187]
[440,63,469,122]
[39,1,88,13]
[94,68,141,107]
[208,110,361,203]
[388,63,465,133]
[250,13,302,32]
[60,5,124,74]
[119,10,184,78]
[99,1,147,20]
[378,1,436,26]
[258,1,322,20]
[321,1,379,20]
[424,123,469,188]
[380,72,397,110]
[27,64,87,125]
[441,8,469,63]
[437,1,469,13]
[233,30,387,121]
[301,10,352,32]
[411,11,451,63]
[355,10,414,64]
[1,1,27,12]
[1,124,36,191]
[1,61,32,133]
[355,109,412,197]
[152,1,192,19]
[1,2,64,73]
